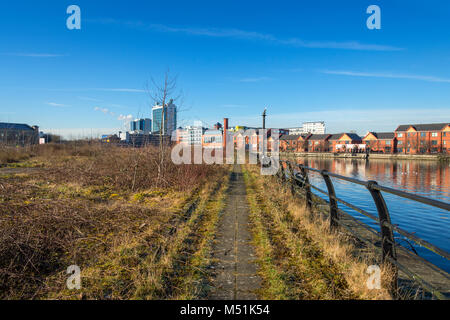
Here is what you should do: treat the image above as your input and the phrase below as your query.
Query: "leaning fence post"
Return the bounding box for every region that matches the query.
[320,170,338,230]
[366,180,398,296]
[300,166,312,210]
[287,162,296,195]
[275,160,282,180]
[278,161,286,183]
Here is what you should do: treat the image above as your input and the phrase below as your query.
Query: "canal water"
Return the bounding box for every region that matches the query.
[292,157,450,273]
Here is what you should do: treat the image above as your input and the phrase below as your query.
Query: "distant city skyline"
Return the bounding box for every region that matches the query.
[1,1,449,138]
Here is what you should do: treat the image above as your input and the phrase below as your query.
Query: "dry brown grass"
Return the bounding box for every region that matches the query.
[283,194,394,299]
[243,164,393,300]
[0,142,227,299]
[0,145,35,165]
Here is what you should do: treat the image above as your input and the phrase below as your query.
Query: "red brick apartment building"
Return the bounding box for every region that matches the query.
[395,123,450,154]
[202,129,223,148]
[362,132,397,154]
[280,134,310,152]
[175,119,449,155]
[307,134,331,152]
[265,129,288,151]
[329,133,362,153]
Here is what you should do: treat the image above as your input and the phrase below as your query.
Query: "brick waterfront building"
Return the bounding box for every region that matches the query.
[395,123,450,154]
[362,132,397,154]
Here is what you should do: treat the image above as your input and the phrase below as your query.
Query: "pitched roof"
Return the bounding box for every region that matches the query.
[328,133,362,140]
[280,134,300,140]
[395,123,449,132]
[308,134,331,140]
[369,132,395,140]
[345,133,362,140]
[0,122,35,131]
[328,133,344,140]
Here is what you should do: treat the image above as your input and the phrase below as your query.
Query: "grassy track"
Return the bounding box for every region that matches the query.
[242,164,391,300]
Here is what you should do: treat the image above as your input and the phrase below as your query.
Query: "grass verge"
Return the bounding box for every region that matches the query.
[242,164,392,300]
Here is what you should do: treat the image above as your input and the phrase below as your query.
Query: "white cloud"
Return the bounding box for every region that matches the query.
[94,106,116,116]
[78,96,103,102]
[47,102,69,107]
[321,70,450,83]
[118,114,133,121]
[90,19,402,52]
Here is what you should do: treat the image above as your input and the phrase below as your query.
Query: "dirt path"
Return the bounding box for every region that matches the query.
[0,167,41,175]
[208,164,261,300]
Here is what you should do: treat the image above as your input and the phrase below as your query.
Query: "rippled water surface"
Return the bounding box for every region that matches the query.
[292,157,450,272]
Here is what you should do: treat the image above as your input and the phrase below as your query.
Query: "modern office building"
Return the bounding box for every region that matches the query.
[287,127,304,135]
[130,118,151,134]
[179,122,206,145]
[303,121,326,134]
[289,121,326,135]
[152,99,177,135]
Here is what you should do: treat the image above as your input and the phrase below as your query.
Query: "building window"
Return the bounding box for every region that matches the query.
[432,140,438,145]
[385,140,391,145]
[420,132,426,137]
[398,141,402,145]
[398,133,403,137]
[431,132,438,137]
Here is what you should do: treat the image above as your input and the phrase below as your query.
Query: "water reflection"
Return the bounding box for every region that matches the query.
[291,157,450,272]
[295,158,450,201]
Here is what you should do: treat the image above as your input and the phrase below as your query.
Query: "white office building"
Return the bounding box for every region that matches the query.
[289,121,326,135]
[179,121,205,145]
[302,121,325,134]
[288,127,304,135]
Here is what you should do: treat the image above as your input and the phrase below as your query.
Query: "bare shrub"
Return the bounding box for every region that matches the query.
[0,141,224,299]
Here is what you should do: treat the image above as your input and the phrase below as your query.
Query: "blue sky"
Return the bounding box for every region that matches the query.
[1,0,449,138]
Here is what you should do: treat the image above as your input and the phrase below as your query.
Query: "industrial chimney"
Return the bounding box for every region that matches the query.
[223,118,229,148]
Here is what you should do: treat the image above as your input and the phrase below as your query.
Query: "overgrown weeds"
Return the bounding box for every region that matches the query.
[0,142,227,299]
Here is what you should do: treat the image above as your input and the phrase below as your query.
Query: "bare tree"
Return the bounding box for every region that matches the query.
[406,134,419,154]
[146,69,182,184]
[422,138,432,154]
[300,140,308,152]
